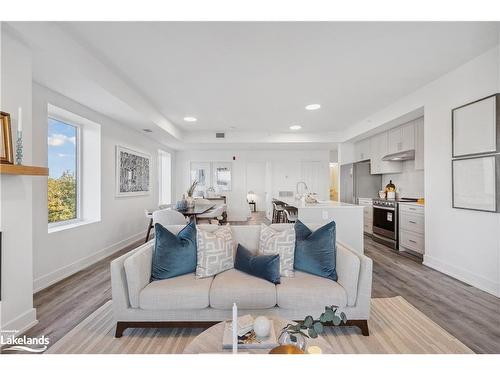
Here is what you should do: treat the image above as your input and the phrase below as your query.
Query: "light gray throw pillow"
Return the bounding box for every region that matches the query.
[196,225,234,278]
[259,224,295,277]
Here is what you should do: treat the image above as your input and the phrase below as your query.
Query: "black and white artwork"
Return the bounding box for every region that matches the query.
[115,146,151,197]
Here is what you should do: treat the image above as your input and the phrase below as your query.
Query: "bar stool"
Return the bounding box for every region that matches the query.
[283,205,298,223]
[272,200,285,223]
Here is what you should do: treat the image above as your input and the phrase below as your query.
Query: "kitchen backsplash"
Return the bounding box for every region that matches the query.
[382,160,424,198]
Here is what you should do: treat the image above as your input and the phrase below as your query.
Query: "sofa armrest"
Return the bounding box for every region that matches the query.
[123,245,153,308]
[111,241,153,313]
[336,243,361,306]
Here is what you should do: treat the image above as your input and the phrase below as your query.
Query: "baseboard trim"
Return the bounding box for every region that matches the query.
[33,232,144,293]
[423,255,500,298]
[1,308,38,338]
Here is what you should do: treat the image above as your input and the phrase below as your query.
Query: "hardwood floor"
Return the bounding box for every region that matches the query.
[7,216,500,354]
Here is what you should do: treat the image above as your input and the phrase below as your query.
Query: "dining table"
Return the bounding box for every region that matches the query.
[144,204,217,242]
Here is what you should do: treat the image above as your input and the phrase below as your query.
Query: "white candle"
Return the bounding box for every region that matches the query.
[232,302,238,354]
[307,345,323,354]
[17,107,22,132]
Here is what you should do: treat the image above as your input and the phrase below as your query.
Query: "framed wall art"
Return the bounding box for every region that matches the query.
[1,111,14,164]
[452,94,500,158]
[452,155,500,213]
[115,145,151,197]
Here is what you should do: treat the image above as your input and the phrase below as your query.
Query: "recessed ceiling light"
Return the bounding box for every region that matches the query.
[305,104,321,111]
[289,125,302,130]
[183,116,197,122]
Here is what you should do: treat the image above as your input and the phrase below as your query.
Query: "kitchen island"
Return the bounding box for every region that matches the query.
[276,197,364,254]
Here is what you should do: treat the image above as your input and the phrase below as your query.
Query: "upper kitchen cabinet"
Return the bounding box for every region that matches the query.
[370,132,403,174]
[354,138,371,162]
[414,117,424,170]
[387,120,415,155]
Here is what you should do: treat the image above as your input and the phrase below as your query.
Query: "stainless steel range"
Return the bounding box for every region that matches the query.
[372,198,398,249]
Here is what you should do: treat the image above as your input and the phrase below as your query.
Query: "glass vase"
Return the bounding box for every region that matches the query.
[277,329,307,352]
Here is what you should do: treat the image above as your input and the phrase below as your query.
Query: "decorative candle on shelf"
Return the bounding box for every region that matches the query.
[16,106,23,165]
[232,302,238,354]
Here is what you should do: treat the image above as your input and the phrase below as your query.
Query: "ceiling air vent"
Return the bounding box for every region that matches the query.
[215,132,225,139]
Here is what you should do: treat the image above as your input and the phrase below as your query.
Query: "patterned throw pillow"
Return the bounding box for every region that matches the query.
[259,224,295,277]
[196,225,234,278]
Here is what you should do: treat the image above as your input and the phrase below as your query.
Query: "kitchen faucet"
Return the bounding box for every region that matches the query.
[296,181,308,199]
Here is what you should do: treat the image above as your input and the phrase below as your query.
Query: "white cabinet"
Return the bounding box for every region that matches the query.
[370,132,402,174]
[354,138,371,162]
[399,203,424,255]
[387,121,415,154]
[414,117,424,170]
[358,198,373,235]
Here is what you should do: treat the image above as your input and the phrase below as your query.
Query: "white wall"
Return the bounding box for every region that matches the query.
[382,160,424,198]
[175,149,330,221]
[0,32,38,334]
[346,46,500,296]
[31,83,175,292]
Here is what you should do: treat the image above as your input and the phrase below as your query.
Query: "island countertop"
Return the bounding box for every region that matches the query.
[276,197,362,209]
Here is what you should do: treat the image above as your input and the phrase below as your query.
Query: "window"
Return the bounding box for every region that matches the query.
[48,117,80,224]
[47,104,101,232]
[158,149,172,205]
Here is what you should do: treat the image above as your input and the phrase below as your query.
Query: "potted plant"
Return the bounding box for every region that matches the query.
[277,306,347,351]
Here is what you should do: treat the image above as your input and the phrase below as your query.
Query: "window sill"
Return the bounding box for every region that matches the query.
[48,218,100,234]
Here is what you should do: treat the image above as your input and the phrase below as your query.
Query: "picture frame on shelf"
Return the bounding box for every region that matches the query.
[1,111,14,164]
[115,145,151,197]
[452,155,500,213]
[452,93,500,158]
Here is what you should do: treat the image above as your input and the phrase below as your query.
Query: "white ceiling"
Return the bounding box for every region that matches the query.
[6,21,499,150]
[63,21,499,136]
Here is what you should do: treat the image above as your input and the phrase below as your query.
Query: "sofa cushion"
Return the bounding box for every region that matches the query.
[277,271,347,310]
[139,273,213,310]
[196,225,234,278]
[294,220,338,281]
[151,222,197,280]
[259,224,295,277]
[234,243,281,284]
[210,269,277,309]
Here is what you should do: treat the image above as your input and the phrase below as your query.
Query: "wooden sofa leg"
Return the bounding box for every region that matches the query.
[346,320,369,336]
[115,322,128,338]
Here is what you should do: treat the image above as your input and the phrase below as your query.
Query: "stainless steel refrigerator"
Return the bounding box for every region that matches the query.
[340,161,382,204]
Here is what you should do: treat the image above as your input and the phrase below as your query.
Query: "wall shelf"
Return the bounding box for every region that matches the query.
[0,164,49,176]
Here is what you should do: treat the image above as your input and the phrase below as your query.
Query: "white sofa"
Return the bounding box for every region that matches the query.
[111,223,373,337]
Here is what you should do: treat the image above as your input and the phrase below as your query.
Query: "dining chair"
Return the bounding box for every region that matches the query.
[152,208,189,228]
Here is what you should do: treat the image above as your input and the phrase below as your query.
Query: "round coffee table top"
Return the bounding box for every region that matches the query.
[183,316,333,354]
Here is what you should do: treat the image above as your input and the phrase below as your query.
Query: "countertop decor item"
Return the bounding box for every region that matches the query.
[269,345,305,354]
[253,316,271,338]
[278,305,347,351]
[0,111,14,164]
[15,107,23,165]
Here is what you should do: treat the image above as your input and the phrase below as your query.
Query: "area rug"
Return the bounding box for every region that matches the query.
[46,296,473,354]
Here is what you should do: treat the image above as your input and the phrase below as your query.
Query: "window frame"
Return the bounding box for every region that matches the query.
[158,149,172,206]
[47,115,82,229]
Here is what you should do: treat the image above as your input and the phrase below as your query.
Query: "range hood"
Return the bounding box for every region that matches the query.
[382,149,415,161]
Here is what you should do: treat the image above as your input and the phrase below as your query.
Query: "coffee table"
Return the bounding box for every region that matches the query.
[183,316,333,354]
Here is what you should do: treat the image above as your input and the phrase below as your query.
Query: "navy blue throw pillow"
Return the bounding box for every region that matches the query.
[234,244,280,284]
[294,220,337,281]
[151,222,197,281]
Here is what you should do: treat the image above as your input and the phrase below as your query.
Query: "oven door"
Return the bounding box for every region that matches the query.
[373,206,396,240]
